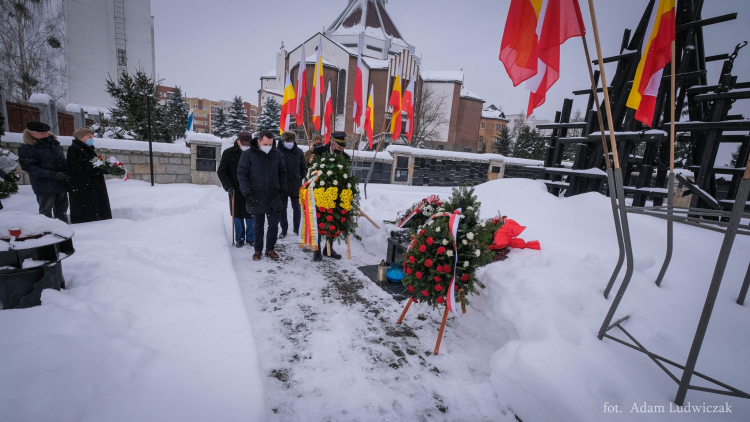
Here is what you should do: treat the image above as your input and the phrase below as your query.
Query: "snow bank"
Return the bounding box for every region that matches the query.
[28,93,52,104]
[385,144,545,166]
[0,181,265,421]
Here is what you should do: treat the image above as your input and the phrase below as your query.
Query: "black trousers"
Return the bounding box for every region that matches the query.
[279,193,301,234]
[253,212,280,253]
[37,193,69,223]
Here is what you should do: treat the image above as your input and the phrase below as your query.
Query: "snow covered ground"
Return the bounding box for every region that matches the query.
[1,178,748,421]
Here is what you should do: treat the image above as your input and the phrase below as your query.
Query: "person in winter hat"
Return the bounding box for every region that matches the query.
[312,132,349,261]
[237,130,287,261]
[305,135,324,164]
[66,128,112,224]
[313,132,350,162]
[277,131,307,238]
[217,131,255,247]
[18,121,70,222]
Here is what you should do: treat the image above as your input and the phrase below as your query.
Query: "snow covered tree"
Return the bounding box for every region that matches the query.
[212,108,230,138]
[494,126,512,156]
[563,108,585,160]
[165,86,189,141]
[513,126,546,160]
[1,113,21,200]
[227,96,250,135]
[257,97,281,134]
[105,69,171,142]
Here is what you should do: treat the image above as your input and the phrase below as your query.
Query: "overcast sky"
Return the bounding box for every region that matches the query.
[152,0,750,121]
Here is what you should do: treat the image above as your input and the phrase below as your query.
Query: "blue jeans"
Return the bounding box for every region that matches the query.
[234,218,255,244]
[253,212,280,252]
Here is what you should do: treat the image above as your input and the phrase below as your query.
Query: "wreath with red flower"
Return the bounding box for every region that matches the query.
[401,185,504,307]
[395,194,443,229]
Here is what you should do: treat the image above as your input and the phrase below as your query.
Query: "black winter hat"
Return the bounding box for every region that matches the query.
[237,131,254,145]
[280,131,296,142]
[26,121,50,132]
[331,132,347,147]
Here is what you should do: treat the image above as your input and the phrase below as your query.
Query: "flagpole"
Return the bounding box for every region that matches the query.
[363,111,390,199]
[654,39,677,287]
[588,0,636,341]
[581,34,624,299]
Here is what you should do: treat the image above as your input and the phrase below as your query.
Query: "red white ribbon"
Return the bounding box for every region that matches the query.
[397,207,421,228]
[446,211,462,316]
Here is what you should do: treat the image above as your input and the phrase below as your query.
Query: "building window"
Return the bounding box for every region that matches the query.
[203,106,207,110]
[463,147,473,152]
[193,105,198,109]
[337,69,347,115]
[480,122,485,129]
[435,145,444,150]
[495,124,501,131]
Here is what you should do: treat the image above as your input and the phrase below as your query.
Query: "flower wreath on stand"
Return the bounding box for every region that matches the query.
[299,152,360,253]
[396,194,443,229]
[397,185,505,354]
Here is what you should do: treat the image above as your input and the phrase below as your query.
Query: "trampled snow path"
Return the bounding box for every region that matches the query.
[230,234,517,421]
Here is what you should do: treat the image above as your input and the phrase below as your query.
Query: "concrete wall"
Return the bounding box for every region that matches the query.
[65,0,155,109]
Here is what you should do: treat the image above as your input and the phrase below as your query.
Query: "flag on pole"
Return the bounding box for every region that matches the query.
[295,43,307,125]
[280,71,296,134]
[525,0,586,117]
[352,36,365,127]
[499,0,586,117]
[402,76,415,143]
[322,82,333,144]
[186,109,194,131]
[311,38,324,131]
[626,0,676,127]
[364,85,375,148]
[388,59,403,141]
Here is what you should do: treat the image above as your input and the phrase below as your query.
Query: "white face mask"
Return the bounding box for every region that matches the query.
[284,141,294,149]
[240,145,250,151]
[260,145,272,154]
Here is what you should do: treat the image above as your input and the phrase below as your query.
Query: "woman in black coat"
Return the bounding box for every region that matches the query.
[66,128,112,224]
[217,133,254,247]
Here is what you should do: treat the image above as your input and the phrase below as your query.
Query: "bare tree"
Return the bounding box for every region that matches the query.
[0,0,66,103]
[412,83,449,148]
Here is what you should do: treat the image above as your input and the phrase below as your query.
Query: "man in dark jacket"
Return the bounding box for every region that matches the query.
[277,131,307,238]
[312,132,350,261]
[237,130,287,261]
[18,121,70,222]
[217,131,255,247]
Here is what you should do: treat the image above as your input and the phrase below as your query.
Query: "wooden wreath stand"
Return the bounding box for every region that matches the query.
[397,289,466,355]
[320,206,380,260]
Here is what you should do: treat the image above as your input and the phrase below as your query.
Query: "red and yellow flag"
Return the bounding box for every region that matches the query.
[626,0,676,126]
[402,77,415,143]
[499,0,543,87]
[352,38,365,127]
[280,71,296,134]
[311,38,324,131]
[364,85,374,148]
[388,60,403,141]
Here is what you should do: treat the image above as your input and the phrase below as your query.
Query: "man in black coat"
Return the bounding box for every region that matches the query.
[217,131,255,247]
[277,131,307,238]
[237,130,287,261]
[312,132,350,261]
[18,121,70,222]
[66,128,112,224]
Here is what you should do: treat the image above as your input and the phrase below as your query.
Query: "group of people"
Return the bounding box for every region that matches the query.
[217,130,351,262]
[17,121,112,224]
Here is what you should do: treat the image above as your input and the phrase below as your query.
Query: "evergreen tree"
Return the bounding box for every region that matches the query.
[227,95,250,135]
[1,109,21,200]
[494,126,512,156]
[257,97,281,134]
[105,69,171,142]
[165,86,189,141]
[212,108,230,138]
[513,126,547,160]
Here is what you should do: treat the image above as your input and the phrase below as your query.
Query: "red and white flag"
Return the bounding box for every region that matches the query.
[352,34,365,128]
[322,82,333,144]
[295,42,307,125]
[311,38,324,131]
[402,76,415,143]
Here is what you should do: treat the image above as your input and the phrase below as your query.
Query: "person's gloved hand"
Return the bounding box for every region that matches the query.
[245,195,256,208]
[0,169,6,178]
[54,172,71,181]
[226,186,234,195]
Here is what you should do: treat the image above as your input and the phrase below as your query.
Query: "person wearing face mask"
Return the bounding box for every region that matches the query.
[217,131,255,247]
[237,130,287,261]
[18,121,70,222]
[312,132,351,162]
[65,128,112,224]
[304,135,323,164]
[277,131,307,238]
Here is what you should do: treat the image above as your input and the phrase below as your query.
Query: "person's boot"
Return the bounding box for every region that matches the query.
[265,250,280,260]
[279,230,287,239]
[313,249,323,262]
[235,241,244,248]
[325,244,342,260]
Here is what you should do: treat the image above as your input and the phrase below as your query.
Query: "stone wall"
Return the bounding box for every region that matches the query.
[1,138,222,186]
